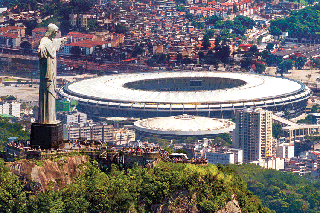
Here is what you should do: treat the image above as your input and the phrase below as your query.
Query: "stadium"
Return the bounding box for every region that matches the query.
[134,114,235,139]
[59,71,311,118]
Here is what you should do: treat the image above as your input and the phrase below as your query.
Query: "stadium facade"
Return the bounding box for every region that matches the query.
[134,114,235,139]
[59,71,311,118]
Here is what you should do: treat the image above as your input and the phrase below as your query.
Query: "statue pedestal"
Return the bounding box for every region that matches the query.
[30,122,64,149]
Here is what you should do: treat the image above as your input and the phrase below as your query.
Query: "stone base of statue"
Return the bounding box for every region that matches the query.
[30,122,63,149]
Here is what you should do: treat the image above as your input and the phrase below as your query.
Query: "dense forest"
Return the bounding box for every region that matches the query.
[233,164,320,213]
[0,158,273,213]
[270,4,320,37]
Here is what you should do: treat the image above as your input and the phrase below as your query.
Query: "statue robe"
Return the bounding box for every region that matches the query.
[38,37,63,124]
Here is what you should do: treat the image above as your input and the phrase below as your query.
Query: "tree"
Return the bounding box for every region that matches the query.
[21,102,27,110]
[311,104,319,113]
[278,60,293,76]
[20,41,32,49]
[234,15,256,29]
[59,19,72,36]
[266,43,274,52]
[241,56,252,70]
[174,149,189,157]
[182,56,192,64]
[163,147,173,154]
[202,35,211,50]
[205,55,219,66]
[0,159,27,212]
[176,53,183,64]
[3,0,37,11]
[250,45,258,55]
[205,15,222,25]
[5,95,17,101]
[270,25,282,37]
[87,19,98,31]
[114,24,128,34]
[176,5,186,12]
[255,63,266,74]
[23,19,38,36]
[213,133,232,147]
[69,0,95,13]
[217,45,231,65]
[272,123,282,139]
[295,57,307,70]
[198,51,205,61]
[132,45,144,57]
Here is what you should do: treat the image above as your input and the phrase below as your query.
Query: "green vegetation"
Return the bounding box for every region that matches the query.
[270,4,320,37]
[148,53,170,64]
[204,15,255,38]
[174,148,189,156]
[0,118,30,151]
[212,133,232,147]
[0,159,27,212]
[233,164,320,213]
[2,0,37,11]
[311,104,319,113]
[297,114,313,124]
[295,57,307,70]
[272,123,282,139]
[0,95,17,100]
[0,158,272,212]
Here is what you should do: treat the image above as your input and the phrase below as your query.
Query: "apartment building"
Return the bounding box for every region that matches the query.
[234,108,273,163]
[67,123,113,142]
[0,101,21,118]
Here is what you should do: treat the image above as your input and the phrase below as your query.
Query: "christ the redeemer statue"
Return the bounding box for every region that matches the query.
[38,24,66,124]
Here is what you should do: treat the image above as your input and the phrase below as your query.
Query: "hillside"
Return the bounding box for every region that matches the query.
[233,164,320,213]
[7,155,89,192]
[0,157,273,212]
[270,4,320,37]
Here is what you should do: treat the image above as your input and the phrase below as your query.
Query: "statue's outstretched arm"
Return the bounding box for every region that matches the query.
[53,37,67,51]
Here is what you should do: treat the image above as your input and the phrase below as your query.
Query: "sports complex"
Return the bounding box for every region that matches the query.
[134,114,235,138]
[59,71,311,118]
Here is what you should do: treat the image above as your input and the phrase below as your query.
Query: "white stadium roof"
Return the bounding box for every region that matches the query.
[65,71,304,104]
[134,114,235,136]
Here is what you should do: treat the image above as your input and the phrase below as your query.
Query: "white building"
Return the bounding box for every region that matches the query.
[206,149,243,165]
[10,102,21,118]
[276,143,294,159]
[58,111,87,125]
[206,152,234,165]
[67,123,113,142]
[234,108,273,163]
[113,129,136,145]
[251,157,285,170]
[0,102,20,118]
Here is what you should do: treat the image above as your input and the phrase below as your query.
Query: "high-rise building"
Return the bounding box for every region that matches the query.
[276,143,294,159]
[0,101,20,118]
[10,102,21,118]
[57,111,87,125]
[234,108,273,163]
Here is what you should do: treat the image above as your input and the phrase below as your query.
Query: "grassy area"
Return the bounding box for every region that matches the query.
[2,78,17,82]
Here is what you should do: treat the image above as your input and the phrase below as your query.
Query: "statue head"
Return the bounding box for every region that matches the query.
[45,23,59,38]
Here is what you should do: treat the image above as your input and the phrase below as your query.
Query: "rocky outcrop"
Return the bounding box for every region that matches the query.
[154,190,241,213]
[216,195,241,213]
[154,190,198,213]
[6,155,89,191]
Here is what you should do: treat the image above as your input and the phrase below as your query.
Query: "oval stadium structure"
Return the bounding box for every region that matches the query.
[59,71,311,118]
[134,114,235,138]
